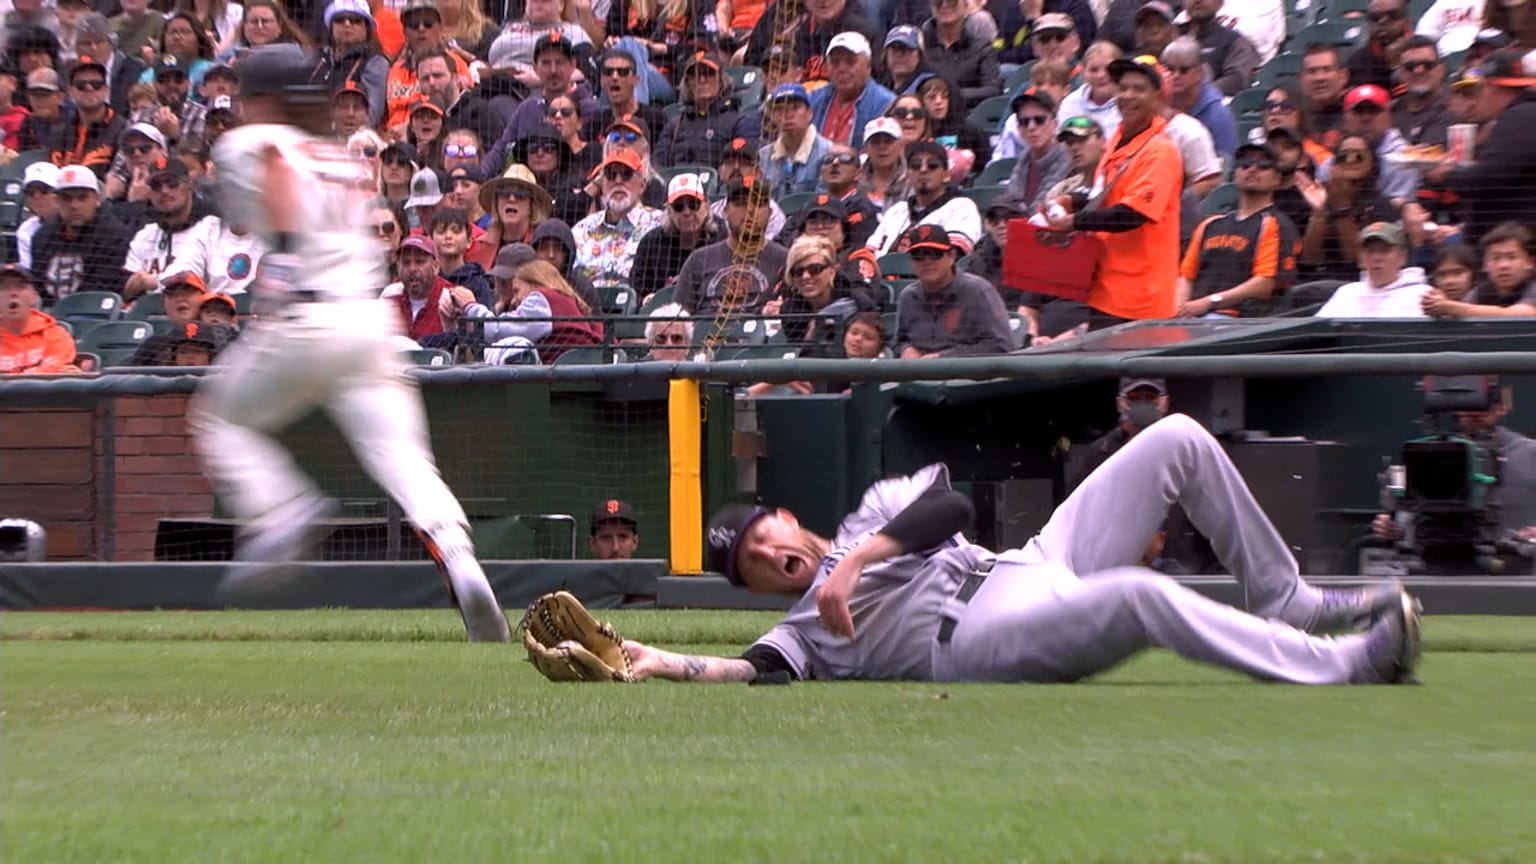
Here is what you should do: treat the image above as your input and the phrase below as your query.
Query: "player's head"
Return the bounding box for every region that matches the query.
[706,504,821,594]
[238,44,329,132]
[589,500,639,560]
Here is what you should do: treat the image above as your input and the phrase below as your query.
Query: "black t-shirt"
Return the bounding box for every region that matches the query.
[1185,205,1300,316]
[1472,279,1536,308]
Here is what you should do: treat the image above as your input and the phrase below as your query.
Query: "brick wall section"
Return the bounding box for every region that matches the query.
[112,394,214,561]
[0,407,97,559]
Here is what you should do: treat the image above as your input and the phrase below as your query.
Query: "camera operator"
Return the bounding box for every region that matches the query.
[1372,382,1536,547]
[1070,378,1220,575]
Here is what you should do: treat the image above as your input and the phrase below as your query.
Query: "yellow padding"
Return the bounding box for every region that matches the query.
[668,379,703,573]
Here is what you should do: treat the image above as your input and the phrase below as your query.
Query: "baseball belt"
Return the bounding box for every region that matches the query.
[937,560,994,645]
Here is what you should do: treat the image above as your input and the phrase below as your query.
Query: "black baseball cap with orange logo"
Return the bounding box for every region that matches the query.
[590,499,638,533]
[720,137,755,160]
[904,224,954,253]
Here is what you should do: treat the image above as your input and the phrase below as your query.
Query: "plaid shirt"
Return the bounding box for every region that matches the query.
[571,206,664,290]
[131,100,208,151]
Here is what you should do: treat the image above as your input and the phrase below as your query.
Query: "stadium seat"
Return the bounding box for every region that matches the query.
[598,284,637,316]
[726,317,770,344]
[975,158,1016,187]
[1228,88,1269,121]
[52,291,124,330]
[124,292,166,320]
[778,191,818,217]
[640,285,674,311]
[964,185,1007,215]
[965,95,1013,135]
[1199,182,1240,217]
[1254,53,1301,86]
[404,348,452,366]
[75,320,152,367]
[725,65,764,95]
[878,252,917,280]
[715,344,799,361]
[881,279,912,309]
[1003,62,1037,96]
[1008,313,1028,349]
[1307,18,1367,47]
[552,346,625,364]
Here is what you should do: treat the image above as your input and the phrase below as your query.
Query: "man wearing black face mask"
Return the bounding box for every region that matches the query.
[1070,378,1220,575]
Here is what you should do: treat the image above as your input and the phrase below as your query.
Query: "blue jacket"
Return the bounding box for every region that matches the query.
[808,80,898,148]
[760,131,834,198]
[1187,81,1238,156]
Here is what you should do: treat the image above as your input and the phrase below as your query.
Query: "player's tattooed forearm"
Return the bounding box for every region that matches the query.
[660,652,757,682]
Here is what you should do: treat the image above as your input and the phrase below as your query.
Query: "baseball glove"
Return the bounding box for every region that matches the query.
[519,591,636,683]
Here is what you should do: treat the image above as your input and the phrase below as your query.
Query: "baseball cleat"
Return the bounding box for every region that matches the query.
[418,528,511,643]
[1361,589,1422,684]
[1310,580,1405,634]
[216,492,337,605]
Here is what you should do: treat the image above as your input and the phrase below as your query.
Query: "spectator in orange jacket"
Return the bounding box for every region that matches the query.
[0,265,80,375]
[384,1,472,131]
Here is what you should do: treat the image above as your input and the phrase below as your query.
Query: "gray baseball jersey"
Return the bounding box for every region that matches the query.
[750,464,991,681]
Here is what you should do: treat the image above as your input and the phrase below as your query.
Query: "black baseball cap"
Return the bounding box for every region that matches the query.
[0,263,38,286]
[534,32,577,60]
[705,503,771,585]
[1118,377,1167,396]
[1011,86,1056,114]
[174,321,221,348]
[905,139,947,166]
[1109,54,1165,91]
[802,193,846,221]
[1234,142,1277,163]
[1264,126,1304,147]
[591,499,638,533]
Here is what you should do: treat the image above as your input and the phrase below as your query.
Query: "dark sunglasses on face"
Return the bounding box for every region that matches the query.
[123,143,156,155]
[604,166,636,182]
[910,248,947,260]
[821,153,858,167]
[684,65,718,78]
[789,262,831,278]
[72,78,107,91]
[444,144,478,158]
[1236,158,1276,171]
[527,141,560,155]
[1017,114,1051,128]
[1035,31,1069,43]
[497,187,533,200]
[1262,99,1294,112]
[27,87,57,96]
[1401,59,1437,73]
[402,14,437,29]
[374,221,397,236]
[1165,65,1199,75]
[149,177,184,192]
[653,333,688,344]
[670,197,702,212]
[382,154,410,166]
[908,159,945,172]
[607,130,641,144]
[601,65,634,77]
[546,106,576,118]
[890,106,926,120]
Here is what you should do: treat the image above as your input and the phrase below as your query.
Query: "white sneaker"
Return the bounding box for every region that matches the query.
[216,493,336,605]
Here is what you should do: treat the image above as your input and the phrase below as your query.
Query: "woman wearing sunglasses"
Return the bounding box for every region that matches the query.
[1246,80,1331,165]
[1296,133,1399,281]
[654,51,747,169]
[377,140,418,206]
[771,231,876,354]
[540,94,603,183]
[512,122,593,227]
[314,0,388,128]
[630,172,723,304]
[466,163,555,270]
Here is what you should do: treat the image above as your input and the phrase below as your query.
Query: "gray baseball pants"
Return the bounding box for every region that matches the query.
[933,413,1377,684]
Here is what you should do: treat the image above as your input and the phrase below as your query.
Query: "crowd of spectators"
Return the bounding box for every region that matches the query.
[2,0,1536,378]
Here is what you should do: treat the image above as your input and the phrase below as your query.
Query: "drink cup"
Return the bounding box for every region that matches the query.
[1448,124,1476,165]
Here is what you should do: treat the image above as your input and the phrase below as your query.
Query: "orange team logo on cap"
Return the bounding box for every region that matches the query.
[915,225,941,244]
[816,194,830,205]
[185,322,199,337]
[730,137,747,149]
[606,500,621,514]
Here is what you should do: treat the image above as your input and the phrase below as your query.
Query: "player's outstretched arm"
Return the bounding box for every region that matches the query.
[623,640,758,683]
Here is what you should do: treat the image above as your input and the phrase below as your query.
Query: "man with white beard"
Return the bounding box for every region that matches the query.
[571,149,665,291]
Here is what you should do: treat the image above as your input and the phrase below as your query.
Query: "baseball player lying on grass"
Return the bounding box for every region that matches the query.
[611,413,1421,685]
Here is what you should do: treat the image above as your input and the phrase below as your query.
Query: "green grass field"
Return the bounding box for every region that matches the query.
[5,610,1535,863]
